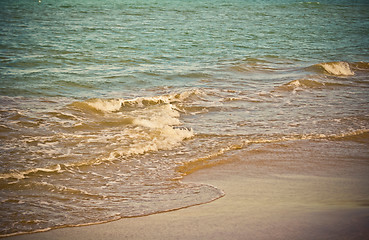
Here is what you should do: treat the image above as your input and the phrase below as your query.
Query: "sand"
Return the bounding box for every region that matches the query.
[5,140,369,240]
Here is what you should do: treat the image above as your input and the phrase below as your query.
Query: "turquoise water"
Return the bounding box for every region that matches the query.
[1,0,368,98]
[1,0,369,236]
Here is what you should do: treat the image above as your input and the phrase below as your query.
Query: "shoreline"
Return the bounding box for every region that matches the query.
[4,139,369,240]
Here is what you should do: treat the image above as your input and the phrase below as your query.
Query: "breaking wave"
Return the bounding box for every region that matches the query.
[0,90,203,181]
[309,61,355,76]
[69,89,203,113]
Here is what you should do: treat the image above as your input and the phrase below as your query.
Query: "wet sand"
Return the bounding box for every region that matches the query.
[5,140,369,240]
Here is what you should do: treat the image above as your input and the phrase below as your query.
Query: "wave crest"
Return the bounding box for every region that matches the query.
[0,164,63,181]
[276,79,346,92]
[311,61,354,76]
[69,89,203,113]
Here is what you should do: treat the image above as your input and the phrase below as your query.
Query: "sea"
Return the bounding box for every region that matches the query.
[0,0,368,237]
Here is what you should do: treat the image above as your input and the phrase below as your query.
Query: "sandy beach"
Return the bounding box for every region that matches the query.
[4,139,369,240]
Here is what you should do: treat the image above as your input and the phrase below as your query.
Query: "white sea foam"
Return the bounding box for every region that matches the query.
[85,98,124,112]
[124,110,194,156]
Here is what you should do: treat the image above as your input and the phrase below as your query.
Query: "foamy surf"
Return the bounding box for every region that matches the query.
[0,89,226,237]
[0,91,201,181]
[1,70,368,237]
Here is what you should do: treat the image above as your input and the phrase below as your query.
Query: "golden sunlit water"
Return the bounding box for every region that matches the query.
[0,0,368,237]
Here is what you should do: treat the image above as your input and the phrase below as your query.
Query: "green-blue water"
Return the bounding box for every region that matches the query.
[1,0,369,236]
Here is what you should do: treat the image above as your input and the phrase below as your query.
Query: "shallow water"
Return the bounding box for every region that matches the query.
[1,0,369,237]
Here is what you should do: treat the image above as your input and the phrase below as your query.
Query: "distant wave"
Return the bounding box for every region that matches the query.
[275,79,347,92]
[229,60,369,78]
[227,56,299,74]
[316,62,354,76]
[308,61,369,76]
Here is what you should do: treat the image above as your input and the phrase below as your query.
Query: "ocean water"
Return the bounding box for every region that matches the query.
[1,0,369,237]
